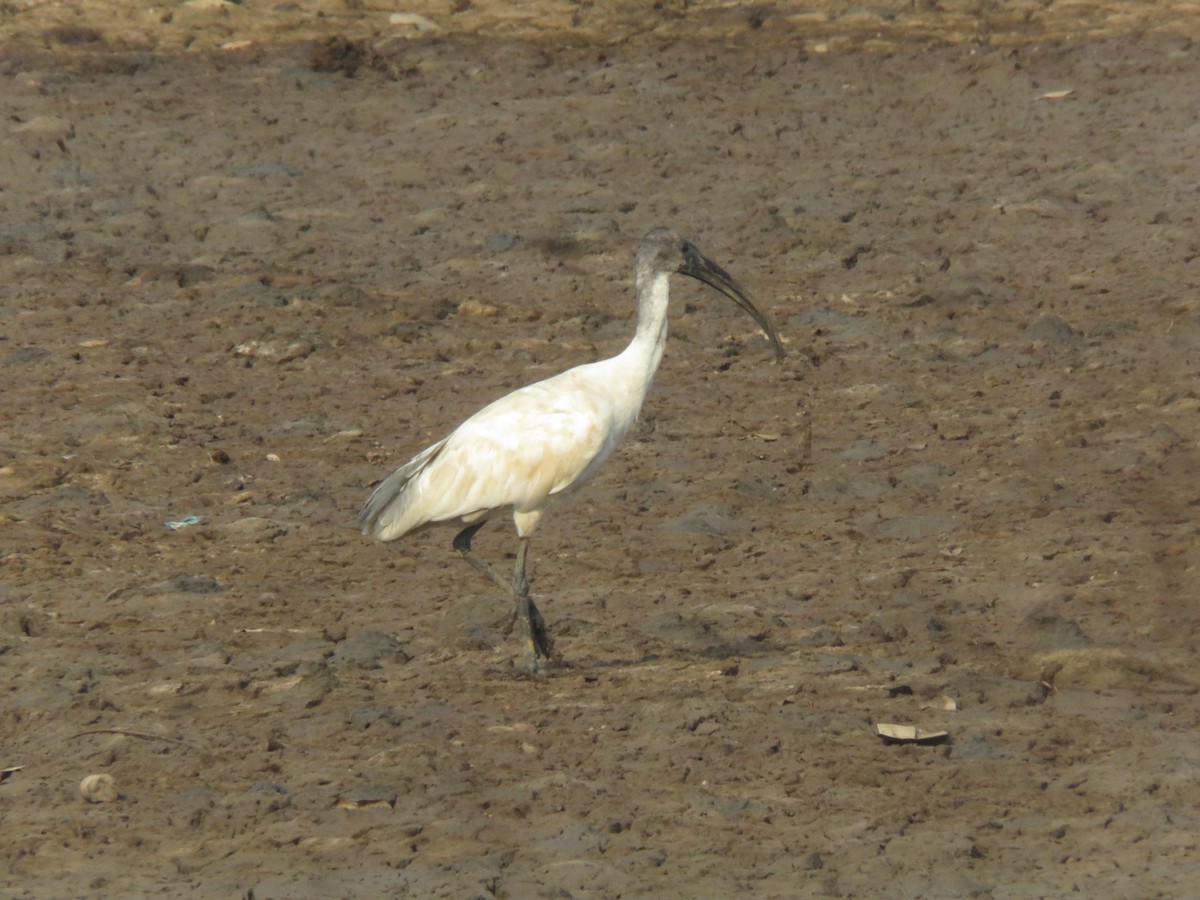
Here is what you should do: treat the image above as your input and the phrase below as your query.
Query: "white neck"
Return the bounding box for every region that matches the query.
[619,268,670,380]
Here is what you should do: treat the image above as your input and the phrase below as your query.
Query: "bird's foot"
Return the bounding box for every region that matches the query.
[527,602,555,660]
[519,641,566,676]
[501,606,519,638]
[519,642,544,676]
[515,594,559,675]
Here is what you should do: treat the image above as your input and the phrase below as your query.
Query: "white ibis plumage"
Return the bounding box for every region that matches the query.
[359,227,784,672]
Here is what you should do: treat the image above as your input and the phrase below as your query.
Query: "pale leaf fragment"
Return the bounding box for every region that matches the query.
[875,722,949,744]
[80,773,119,803]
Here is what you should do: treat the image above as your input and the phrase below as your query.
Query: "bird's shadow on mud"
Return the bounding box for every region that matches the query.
[478,621,792,678]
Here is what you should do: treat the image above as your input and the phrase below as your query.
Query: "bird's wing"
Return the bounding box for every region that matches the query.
[362,370,619,542]
[431,376,616,512]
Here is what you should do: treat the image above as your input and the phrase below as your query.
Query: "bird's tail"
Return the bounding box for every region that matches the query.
[358,437,449,541]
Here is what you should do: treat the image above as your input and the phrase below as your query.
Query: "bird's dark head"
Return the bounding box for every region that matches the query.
[637,227,785,360]
[635,226,689,275]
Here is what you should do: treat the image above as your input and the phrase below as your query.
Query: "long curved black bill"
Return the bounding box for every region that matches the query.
[679,243,785,361]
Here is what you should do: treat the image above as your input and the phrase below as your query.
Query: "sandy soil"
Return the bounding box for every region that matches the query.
[3,1,1199,896]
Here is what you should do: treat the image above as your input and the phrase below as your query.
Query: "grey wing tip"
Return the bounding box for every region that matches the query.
[356,510,375,537]
[357,482,392,539]
[356,493,376,529]
[355,436,448,541]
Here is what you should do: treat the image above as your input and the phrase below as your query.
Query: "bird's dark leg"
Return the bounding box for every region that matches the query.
[452,521,517,595]
[452,523,555,673]
[513,537,555,672]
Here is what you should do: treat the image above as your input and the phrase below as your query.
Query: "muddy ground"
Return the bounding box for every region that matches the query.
[2,1,1199,897]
